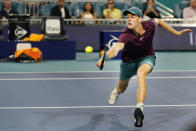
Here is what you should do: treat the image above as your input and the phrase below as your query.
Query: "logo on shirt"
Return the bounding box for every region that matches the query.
[139,36,144,41]
[15,25,28,39]
[107,35,119,49]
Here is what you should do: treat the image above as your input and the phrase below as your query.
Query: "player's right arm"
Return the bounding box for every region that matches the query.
[96,42,124,68]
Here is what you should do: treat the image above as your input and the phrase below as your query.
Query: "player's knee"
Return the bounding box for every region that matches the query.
[137,70,147,80]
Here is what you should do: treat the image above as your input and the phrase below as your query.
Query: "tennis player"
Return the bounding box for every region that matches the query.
[96,7,192,127]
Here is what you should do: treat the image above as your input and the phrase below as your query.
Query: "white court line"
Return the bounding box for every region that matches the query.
[1,76,196,81]
[0,70,196,74]
[0,104,196,110]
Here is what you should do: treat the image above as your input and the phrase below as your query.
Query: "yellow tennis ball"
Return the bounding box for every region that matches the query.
[85,46,93,54]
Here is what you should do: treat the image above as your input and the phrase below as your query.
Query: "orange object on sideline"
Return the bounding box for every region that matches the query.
[23,37,30,42]
[15,48,42,61]
[23,34,44,42]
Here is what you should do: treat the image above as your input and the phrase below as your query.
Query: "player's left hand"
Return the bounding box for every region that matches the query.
[178,29,192,35]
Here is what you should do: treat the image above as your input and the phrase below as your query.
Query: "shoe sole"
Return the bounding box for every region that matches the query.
[134,108,144,127]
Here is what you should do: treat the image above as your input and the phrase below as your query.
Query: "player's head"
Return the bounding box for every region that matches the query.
[58,0,65,8]
[190,0,196,9]
[123,7,143,29]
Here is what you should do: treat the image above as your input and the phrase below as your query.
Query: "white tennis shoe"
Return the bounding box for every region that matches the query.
[108,88,119,104]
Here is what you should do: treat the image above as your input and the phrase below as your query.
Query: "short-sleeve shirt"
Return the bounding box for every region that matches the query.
[118,19,156,62]
[103,8,122,19]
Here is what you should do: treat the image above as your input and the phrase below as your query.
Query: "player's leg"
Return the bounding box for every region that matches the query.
[134,55,156,127]
[134,64,152,127]
[108,78,130,104]
[109,61,137,104]
[117,78,130,93]
[136,64,152,104]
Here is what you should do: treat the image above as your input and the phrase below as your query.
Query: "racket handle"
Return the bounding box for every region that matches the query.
[99,45,108,70]
[100,58,104,70]
[100,52,106,70]
[100,64,104,70]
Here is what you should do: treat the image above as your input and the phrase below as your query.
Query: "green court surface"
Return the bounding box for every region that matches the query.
[0,51,196,72]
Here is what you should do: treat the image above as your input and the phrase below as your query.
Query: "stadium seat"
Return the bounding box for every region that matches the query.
[174,1,189,18]
[40,4,51,16]
[15,2,25,14]
[73,2,86,18]
[41,16,67,41]
[115,2,129,18]
[65,3,73,17]
[133,1,146,11]
[95,2,105,18]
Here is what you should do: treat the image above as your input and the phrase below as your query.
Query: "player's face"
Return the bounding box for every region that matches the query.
[126,13,142,29]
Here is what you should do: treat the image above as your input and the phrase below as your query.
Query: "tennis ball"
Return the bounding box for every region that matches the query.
[85,46,93,54]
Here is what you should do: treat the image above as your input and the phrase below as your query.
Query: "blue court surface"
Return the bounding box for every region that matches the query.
[0,70,196,131]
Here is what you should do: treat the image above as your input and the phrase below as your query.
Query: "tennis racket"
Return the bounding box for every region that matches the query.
[100,44,109,70]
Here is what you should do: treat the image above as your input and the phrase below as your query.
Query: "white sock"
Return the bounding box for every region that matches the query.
[114,87,120,94]
[136,102,144,112]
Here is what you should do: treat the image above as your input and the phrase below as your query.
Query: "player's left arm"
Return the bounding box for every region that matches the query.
[154,18,192,36]
[106,42,124,59]
[96,42,124,68]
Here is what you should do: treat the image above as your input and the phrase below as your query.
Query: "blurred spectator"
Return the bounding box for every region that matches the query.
[81,2,96,19]
[0,0,18,19]
[24,1,41,16]
[103,0,122,19]
[183,0,196,19]
[143,0,160,18]
[81,2,96,24]
[50,0,70,19]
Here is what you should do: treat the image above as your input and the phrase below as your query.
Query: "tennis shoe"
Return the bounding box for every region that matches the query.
[108,88,119,104]
[134,108,144,127]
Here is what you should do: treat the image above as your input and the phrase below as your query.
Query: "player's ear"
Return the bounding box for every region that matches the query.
[138,17,142,23]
